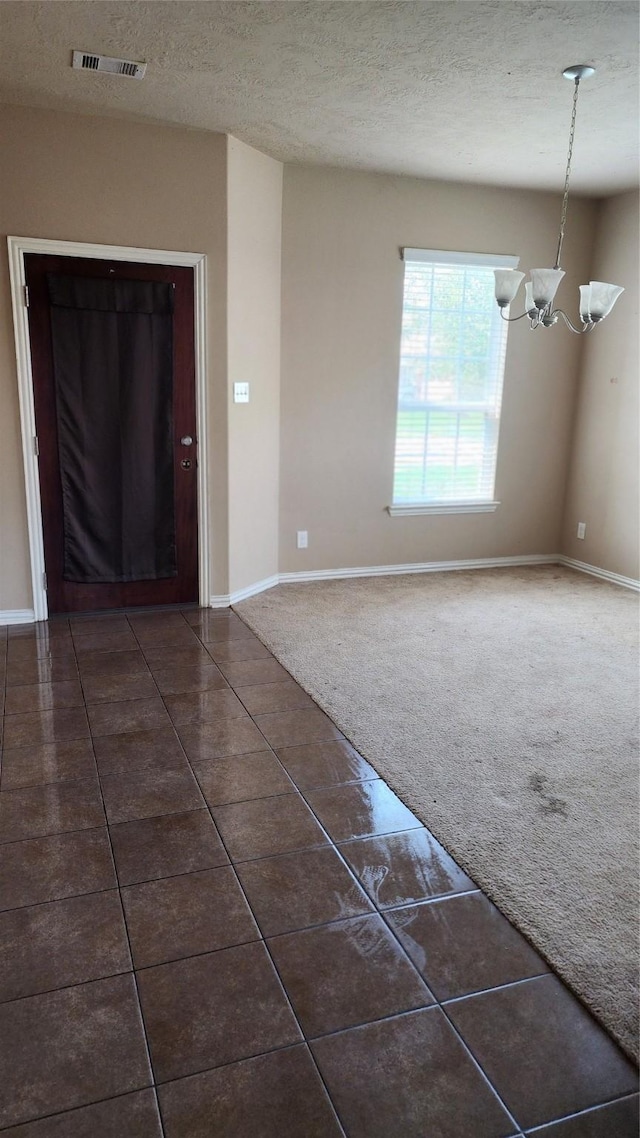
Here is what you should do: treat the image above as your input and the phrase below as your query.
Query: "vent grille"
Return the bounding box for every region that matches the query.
[72,50,147,80]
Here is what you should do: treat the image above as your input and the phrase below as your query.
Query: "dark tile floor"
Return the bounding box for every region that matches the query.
[0,607,637,1137]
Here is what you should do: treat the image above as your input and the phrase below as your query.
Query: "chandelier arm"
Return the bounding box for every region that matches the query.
[554,77,581,270]
[554,308,592,334]
[499,308,534,323]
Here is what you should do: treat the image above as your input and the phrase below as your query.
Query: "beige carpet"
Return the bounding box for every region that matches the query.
[237,566,639,1060]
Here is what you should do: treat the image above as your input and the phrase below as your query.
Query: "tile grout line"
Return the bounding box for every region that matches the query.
[266,768,525,1130]
[0,621,153,1132]
[124,610,350,1138]
[209,656,501,1135]
[435,1004,524,1134]
[1,617,74,806]
[0,1088,162,1136]
[248,731,528,1133]
[440,972,552,1005]
[74,625,168,1138]
[0,889,554,1013]
[0,830,476,915]
[229,609,640,1124]
[377,885,482,912]
[0,881,554,1012]
[147,1038,343,1089]
[523,1091,640,1133]
[223,612,545,1137]
[1,607,635,1134]
[0,610,218,1130]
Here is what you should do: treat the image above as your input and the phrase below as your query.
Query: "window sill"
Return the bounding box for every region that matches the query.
[387,501,500,517]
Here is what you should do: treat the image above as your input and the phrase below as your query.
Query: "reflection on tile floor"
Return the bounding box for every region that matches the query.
[0,608,637,1136]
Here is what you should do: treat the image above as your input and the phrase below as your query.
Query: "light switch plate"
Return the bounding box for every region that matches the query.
[233,382,250,403]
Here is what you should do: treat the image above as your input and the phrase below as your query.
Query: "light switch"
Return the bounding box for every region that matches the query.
[234,382,250,403]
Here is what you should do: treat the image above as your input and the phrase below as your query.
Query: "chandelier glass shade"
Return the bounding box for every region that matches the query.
[494,65,624,333]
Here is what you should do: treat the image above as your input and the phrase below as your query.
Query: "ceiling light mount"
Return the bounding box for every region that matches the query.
[494,63,623,334]
[562,64,596,82]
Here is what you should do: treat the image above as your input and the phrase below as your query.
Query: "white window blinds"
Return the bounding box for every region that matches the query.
[393,249,518,507]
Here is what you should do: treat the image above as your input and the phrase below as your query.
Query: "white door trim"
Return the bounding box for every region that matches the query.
[7,236,210,621]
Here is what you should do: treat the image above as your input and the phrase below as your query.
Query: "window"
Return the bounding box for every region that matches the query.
[390,248,518,515]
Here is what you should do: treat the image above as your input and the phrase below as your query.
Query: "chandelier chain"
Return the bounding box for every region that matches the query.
[494,64,623,333]
[554,77,581,269]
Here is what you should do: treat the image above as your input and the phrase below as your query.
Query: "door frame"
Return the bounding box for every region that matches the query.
[7,236,210,621]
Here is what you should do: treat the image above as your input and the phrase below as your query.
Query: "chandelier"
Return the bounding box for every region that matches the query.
[494,65,624,333]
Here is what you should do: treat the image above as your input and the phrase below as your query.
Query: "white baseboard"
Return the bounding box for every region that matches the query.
[278,553,559,585]
[210,574,280,609]
[5,557,634,627]
[223,553,639,599]
[0,609,36,625]
[558,556,640,592]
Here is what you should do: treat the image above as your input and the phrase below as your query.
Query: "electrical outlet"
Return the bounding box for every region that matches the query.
[296,530,308,549]
[577,522,586,539]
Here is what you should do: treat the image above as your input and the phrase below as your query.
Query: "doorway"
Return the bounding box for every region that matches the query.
[8,238,209,620]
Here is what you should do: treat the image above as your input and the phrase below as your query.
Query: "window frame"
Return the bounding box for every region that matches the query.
[389,247,519,517]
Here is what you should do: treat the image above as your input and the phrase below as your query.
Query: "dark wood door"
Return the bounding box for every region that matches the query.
[25,254,198,614]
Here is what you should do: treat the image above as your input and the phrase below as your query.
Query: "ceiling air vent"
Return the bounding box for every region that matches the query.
[71,50,147,80]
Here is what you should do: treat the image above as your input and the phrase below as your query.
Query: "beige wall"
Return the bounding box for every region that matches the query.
[561,191,639,581]
[279,166,598,572]
[0,104,228,610]
[3,105,634,609]
[227,137,282,595]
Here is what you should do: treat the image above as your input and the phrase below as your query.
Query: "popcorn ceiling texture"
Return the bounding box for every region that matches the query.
[238,566,640,1060]
[0,1,637,194]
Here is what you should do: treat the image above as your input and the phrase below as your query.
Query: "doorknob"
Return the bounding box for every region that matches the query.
[180,436,193,446]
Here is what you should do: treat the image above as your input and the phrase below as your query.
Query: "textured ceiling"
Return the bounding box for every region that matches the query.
[0,1,638,194]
